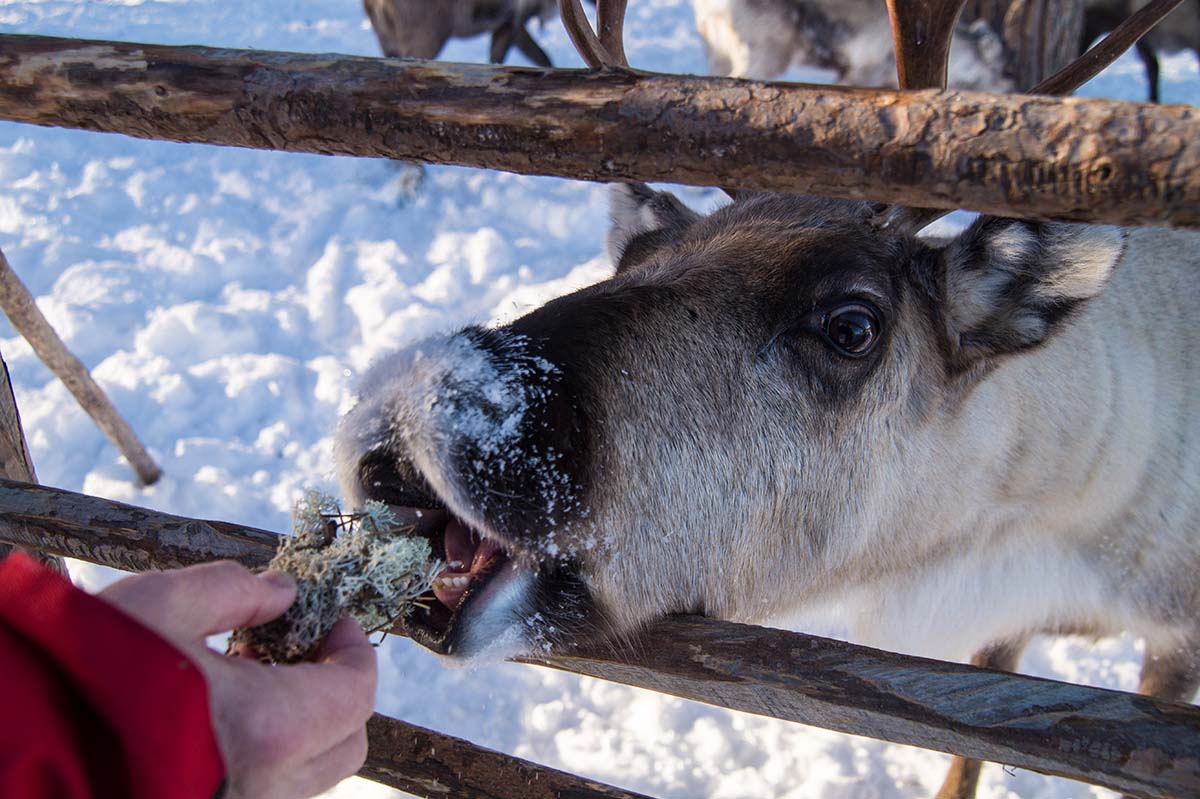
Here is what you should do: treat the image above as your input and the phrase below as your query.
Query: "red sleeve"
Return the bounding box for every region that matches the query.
[0,553,225,799]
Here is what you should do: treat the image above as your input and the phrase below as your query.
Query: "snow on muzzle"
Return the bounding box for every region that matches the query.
[333,327,594,658]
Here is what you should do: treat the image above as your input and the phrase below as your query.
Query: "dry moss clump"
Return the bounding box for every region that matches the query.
[230,490,439,664]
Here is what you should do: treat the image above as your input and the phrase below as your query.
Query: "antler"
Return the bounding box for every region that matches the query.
[559,0,628,68]
[885,0,969,89]
[597,0,629,67]
[880,0,1187,233]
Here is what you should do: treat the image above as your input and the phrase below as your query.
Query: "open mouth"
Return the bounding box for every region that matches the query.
[386,503,516,655]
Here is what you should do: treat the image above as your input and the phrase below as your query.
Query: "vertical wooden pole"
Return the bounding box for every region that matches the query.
[0,350,66,575]
[0,247,161,485]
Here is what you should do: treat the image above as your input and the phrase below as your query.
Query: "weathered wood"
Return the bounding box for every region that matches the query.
[0,248,161,485]
[1,36,1199,228]
[0,355,36,485]
[0,351,65,575]
[532,621,1200,799]
[362,714,652,799]
[1,478,1196,799]
[0,478,274,572]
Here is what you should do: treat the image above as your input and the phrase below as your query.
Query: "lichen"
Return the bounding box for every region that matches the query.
[230,489,439,664]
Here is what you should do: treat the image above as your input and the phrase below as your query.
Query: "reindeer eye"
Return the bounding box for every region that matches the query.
[823,303,879,357]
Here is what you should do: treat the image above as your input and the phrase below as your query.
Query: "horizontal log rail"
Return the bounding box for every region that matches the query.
[362,714,651,798]
[1,478,1197,798]
[0,34,1198,227]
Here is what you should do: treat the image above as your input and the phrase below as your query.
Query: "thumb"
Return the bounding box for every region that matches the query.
[103,560,297,642]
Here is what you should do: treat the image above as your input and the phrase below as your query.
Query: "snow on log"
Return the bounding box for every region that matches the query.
[0,478,1196,799]
[0,34,1198,227]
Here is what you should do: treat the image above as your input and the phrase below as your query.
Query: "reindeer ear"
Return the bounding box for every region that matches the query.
[939,218,1126,366]
[607,183,700,272]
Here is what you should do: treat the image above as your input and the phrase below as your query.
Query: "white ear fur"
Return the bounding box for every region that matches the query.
[606,183,667,264]
[1035,224,1126,301]
[605,183,701,270]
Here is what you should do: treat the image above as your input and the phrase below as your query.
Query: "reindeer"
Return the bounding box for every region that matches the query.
[691,0,1014,90]
[364,0,567,66]
[336,4,1199,799]
[1084,0,1200,102]
[336,190,1200,795]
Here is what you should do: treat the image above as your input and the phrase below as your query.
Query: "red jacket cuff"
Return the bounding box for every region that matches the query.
[0,553,225,799]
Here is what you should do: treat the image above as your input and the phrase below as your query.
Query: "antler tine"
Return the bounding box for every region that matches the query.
[1033,0,1185,95]
[559,0,610,68]
[876,0,967,232]
[885,0,969,90]
[560,0,629,69]
[596,0,629,68]
[881,0,1187,234]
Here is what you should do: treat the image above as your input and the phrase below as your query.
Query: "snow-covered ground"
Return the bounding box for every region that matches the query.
[1,2,1196,797]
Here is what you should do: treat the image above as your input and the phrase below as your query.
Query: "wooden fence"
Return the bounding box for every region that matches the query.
[0,477,1197,799]
[0,34,1198,228]
[0,16,1198,799]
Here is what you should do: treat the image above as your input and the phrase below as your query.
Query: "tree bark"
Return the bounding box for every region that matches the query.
[0,248,161,485]
[966,0,1086,87]
[0,35,1198,228]
[0,477,1196,799]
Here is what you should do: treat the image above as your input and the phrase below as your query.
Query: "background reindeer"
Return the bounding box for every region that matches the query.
[364,0,575,66]
[691,0,1014,88]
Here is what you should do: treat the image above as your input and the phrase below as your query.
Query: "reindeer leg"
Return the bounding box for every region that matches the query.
[489,18,516,64]
[1138,638,1199,705]
[933,637,1029,799]
[512,23,554,68]
[1136,38,1161,102]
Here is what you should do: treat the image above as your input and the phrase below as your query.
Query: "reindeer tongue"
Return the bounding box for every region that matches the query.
[443,517,478,567]
[433,518,504,609]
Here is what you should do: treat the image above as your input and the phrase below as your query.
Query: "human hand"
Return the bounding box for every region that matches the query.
[101,560,377,799]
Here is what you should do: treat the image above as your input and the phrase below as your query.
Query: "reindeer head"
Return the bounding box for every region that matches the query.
[334,185,1125,659]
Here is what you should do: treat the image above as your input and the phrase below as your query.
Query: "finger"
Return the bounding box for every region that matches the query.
[102,561,296,642]
[264,619,377,752]
[280,728,370,799]
[313,616,374,668]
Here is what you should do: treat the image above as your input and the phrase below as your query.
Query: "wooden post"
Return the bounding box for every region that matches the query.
[0,247,161,485]
[0,35,1199,227]
[0,478,1195,799]
[0,351,65,574]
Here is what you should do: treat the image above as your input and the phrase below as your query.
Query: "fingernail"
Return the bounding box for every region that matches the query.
[258,570,295,592]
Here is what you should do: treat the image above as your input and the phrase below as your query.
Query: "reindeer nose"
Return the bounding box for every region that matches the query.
[433,326,587,540]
